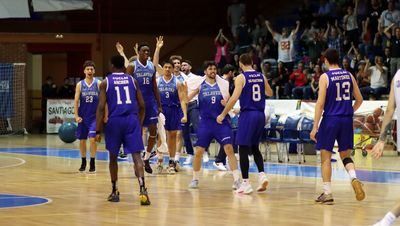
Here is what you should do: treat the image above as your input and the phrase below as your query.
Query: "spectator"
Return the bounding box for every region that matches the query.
[58,77,74,99]
[214,29,232,69]
[285,62,308,98]
[310,64,322,99]
[343,0,360,48]
[384,23,400,81]
[272,61,289,98]
[265,20,301,73]
[227,0,246,38]
[221,64,236,95]
[323,21,344,58]
[362,56,388,99]
[368,0,383,35]
[236,16,252,53]
[380,0,400,28]
[305,31,326,63]
[342,57,355,75]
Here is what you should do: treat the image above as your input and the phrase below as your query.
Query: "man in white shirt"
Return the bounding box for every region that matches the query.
[365,56,388,99]
[380,0,400,28]
[265,20,300,73]
[181,60,201,164]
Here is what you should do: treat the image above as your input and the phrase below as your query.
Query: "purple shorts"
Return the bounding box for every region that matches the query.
[143,102,158,127]
[195,118,232,148]
[316,116,353,152]
[236,111,265,146]
[76,118,96,140]
[162,105,182,131]
[105,114,144,155]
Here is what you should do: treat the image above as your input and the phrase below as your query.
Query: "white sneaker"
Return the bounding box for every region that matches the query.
[183,155,193,165]
[372,221,384,226]
[157,143,168,153]
[213,162,227,171]
[203,152,209,163]
[236,182,253,194]
[188,179,199,189]
[257,173,269,192]
[232,180,241,190]
[156,162,164,174]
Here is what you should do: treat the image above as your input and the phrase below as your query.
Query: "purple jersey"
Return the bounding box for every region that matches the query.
[239,70,266,112]
[323,68,354,117]
[133,60,156,104]
[158,76,180,107]
[106,73,138,118]
[198,80,224,120]
[78,79,99,120]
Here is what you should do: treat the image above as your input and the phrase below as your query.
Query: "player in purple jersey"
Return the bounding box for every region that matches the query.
[310,48,365,204]
[157,61,187,174]
[217,53,273,194]
[74,60,100,173]
[186,61,241,190]
[95,55,150,205]
[116,38,163,174]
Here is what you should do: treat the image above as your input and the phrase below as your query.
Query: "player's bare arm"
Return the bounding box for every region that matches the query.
[217,74,244,124]
[178,82,188,123]
[135,79,146,126]
[74,82,82,123]
[95,79,107,142]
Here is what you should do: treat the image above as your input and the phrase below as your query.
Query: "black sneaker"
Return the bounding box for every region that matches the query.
[107,191,120,202]
[88,166,96,173]
[79,162,86,172]
[139,187,151,205]
[144,159,153,174]
[174,161,180,172]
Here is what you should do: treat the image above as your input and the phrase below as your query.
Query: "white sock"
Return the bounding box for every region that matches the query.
[323,182,332,195]
[175,153,180,161]
[144,152,151,160]
[232,169,240,181]
[157,152,163,162]
[193,171,200,180]
[348,169,357,180]
[377,212,397,226]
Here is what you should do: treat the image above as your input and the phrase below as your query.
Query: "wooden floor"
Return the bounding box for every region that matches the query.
[1,135,400,226]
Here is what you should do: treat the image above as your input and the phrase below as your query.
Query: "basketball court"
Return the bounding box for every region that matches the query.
[1,135,399,226]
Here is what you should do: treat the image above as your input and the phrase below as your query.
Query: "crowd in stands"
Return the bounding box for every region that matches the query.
[220,0,400,100]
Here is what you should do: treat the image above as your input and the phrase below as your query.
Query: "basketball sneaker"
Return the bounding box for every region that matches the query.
[351,178,366,201]
[232,180,241,190]
[257,173,269,192]
[203,152,209,163]
[139,187,151,206]
[144,160,153,174]
[167,163,176,175]
[156,162,164,174]
[236,182,253,194]
[107,191,120,202]
[174,161,180,172]
[88,160,96,174]
[213,162,227,171]
[183,155,193,165]
[188,179,199,189]
[315,193,334,204]
[78,161,86,172]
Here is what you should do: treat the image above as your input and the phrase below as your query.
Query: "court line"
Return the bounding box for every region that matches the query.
[0,156,26,169]
[0,193,52,210]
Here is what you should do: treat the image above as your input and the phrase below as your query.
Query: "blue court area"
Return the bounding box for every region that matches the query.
[0,194,50,209]
[1,147,400,184]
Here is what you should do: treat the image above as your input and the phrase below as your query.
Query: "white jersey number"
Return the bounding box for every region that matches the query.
[115,86,132,105]
[252,84,262,101]
[335,81,351,101]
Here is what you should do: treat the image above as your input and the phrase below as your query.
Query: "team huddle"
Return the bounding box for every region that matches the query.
[71,36,400,226]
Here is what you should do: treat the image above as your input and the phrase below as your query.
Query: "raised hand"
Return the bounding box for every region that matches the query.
[116,42,124,54]
[134,43,139,56]
[156,36,164,49]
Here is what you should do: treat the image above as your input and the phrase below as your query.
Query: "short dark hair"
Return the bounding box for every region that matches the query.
[138,43,150,51]
[324,48,339,65]
[162,61,173,67]
[169,55,182,62]
[182,59,192,66]
[222,64,235,75]
[83,60,95,69]
[239,53,253,66]
[110,55,125,69]
[203,61,217,70]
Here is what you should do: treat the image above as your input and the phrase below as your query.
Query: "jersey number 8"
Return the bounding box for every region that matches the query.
[252,84,261,101]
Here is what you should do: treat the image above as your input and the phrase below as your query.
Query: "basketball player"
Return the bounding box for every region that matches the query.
[370,74,400,226]
[188,61,241,189]
[95,55,150,205]
[217,53,273,194]
[74,60,100,173]
[310,48,365,204]
[169,55,188,164]
[157,61,187,174]
[126,42,162,174]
